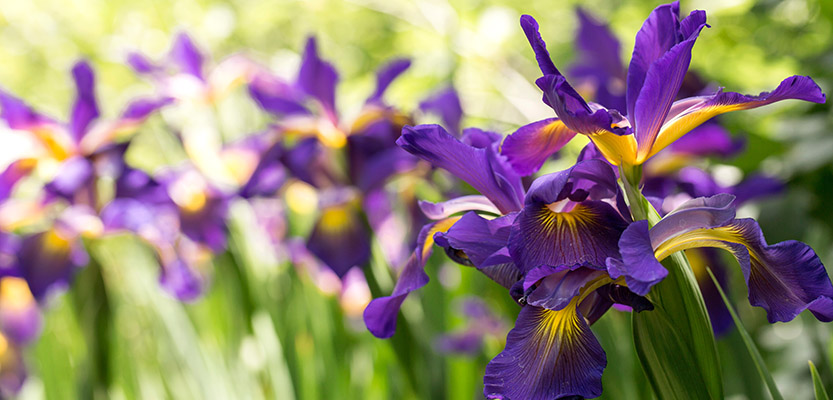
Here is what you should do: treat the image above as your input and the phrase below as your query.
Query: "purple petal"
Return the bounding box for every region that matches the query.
[536,74,629,137]
[632,10,707,161]
[120,97,173,121]
[418,195,500,220]
[419,87,463,135]
[297,37,339,120]
[649,193,736,248]
[433,212,522,288]
[367,58,411,104]
[248,73,310,116]
[729,174,784,205]
[178,196,229,253]
[127,52,160,75]
[159,259,205,302]
[501,118,577,176]
[668,122,743,157]
[0,159,36,202]
[509,200,628,274]
[169,32,205,80]
[483,305,605,400]
[281,137,331,188]
[570,8,627,112]
[0,90,54,131]
[654,218,833,323]
[461,127,501,149]
[17,229,87,300]
[0,339,26,395]
[626,1,683,120]
[607,220,667,295]
[239,142,287,198]
[44,156,94,201]
[307,204,371,278]
[519,15,561,76]
[347,136,416,191]
[363,217,459,338]
[397,124,524,214]
[524,264,607,310]
[69,60,100,143]
[651,75,826,160]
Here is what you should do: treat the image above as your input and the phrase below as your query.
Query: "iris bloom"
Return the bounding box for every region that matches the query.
[249,36,431,278]
[501,2,825,171]
[364,118,833,398]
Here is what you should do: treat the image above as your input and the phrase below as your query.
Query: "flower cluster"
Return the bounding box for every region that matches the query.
[0,32,455,394]
[364,2,831,399]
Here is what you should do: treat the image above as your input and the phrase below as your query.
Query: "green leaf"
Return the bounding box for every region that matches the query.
[810,361,831,400]
[706,268,783,400]
[633,252,723,400]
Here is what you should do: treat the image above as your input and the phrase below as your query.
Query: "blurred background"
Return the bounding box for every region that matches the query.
[1,0,832,399]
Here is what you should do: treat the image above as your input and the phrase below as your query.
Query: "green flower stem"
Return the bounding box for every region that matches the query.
[71,248,112,400]
[619,163,723,400]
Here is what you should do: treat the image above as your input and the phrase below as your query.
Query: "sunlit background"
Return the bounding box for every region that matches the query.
[1,0,832,398]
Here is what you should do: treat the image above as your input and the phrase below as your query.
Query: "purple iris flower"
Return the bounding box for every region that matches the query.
[500,2,824,171]
[249,36,430,278]
[368,115,831,398]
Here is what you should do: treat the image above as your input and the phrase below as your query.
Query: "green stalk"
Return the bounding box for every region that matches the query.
[71,249,113,400]
[620,163,723,400]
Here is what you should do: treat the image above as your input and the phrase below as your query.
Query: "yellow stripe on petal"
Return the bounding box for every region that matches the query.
[644,104,733,162]
[654,225,744,262]
[421,216,461,261]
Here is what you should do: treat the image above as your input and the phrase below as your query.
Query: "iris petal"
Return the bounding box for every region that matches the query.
[434,212,522,289]
[649,75,826,161]
[307,204,371,278]
[297,37,340,121]
[363,217,459,338]
[654,218,833,323]
[397,124,524,214]
[483,304,605,400]
[501,118,577,176]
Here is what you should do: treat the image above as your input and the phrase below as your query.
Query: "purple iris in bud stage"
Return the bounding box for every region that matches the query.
[249,36,438,278]
[500,1,825,172]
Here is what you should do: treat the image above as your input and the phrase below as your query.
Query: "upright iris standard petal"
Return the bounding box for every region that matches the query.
[69,61,100,143]
[364,217,459,338]
[306,203,371,278]
[484,304,605,400]
[170,33,205,80]
[501,118,577,176]
[631,10,707,161]
[397,124,524,214]
[648,75,826,161]
[419,87,463,135]
[626,1,683,120]
[297,37,339,121]
[367,58,411,104]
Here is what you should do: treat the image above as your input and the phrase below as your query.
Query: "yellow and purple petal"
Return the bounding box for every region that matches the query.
[307,203,371,278]
[649,75,826,161]
[363,217,459,338]
[501,118,577,176]
[483,304,605,400]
